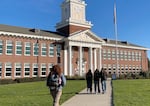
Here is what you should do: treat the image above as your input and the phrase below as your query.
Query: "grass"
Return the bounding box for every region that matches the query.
[0,80,86,106]
[113,79,150,106]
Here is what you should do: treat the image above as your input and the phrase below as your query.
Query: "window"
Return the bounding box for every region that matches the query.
[25,42,31,56]
[5,63,12,77]
[0,63,2,77]
[24,63,30,77]
[107,49,111,60]
[15,63,22,77]
[125,65,128,70]
[128,51,131,61]
[49,63,53,72]
[6,40,13,55]
[113,64,116,70]
[34,43,39,56]
[121,65,124,71]
[41,43,47,56]
[33,63,38,76]
[57,44,61,57]
[112,50,116,60]
[103,64,107,70]
[132,52,135,61]
[0,40,3,54]
[120,50,124,60]
[16,41,22,55]
[108,64,112,71]
[102,49,107,60]
[129,65,132,71]
[49,44,54,56]
[41,63,46,76]
[135,52,138,61]
[124,51,127,61]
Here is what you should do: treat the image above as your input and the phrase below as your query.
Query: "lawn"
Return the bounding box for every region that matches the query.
[0,80,86,106]
[113,79,150,106]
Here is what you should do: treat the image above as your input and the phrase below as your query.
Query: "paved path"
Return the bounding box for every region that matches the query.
[61,79,112,106]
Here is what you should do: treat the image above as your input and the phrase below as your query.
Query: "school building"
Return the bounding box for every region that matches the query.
[0,0,149,79]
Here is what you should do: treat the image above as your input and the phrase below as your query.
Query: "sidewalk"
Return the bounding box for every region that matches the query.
[61,79,112,106]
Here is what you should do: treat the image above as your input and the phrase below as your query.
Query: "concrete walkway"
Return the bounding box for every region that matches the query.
[61,79,112,106]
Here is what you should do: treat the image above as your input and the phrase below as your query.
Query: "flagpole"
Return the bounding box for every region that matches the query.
[114,1,119,78]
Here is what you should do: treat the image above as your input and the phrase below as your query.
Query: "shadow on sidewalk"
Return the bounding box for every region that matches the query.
[75,92,96,95]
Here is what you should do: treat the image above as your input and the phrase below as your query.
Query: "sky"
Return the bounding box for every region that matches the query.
[0,0,150,58]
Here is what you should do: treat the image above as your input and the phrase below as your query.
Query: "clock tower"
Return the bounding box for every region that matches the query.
[56,0,92,36]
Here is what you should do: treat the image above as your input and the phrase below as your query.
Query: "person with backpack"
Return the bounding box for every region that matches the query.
[94,69,100,94]
[100,68,107,94]
[47,65,66,106]
[86,69,93,93]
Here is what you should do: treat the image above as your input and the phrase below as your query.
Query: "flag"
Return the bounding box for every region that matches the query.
[114,2,117,24]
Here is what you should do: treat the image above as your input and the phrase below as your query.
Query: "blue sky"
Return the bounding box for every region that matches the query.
[0,0,150,58]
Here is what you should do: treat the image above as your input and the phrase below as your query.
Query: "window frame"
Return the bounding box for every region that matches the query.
[25,42,31,56]
[24,63,30,77]
[15,63,22,77]
[16,41,22,55]
[6,40,13,55]
[5,62,12,78]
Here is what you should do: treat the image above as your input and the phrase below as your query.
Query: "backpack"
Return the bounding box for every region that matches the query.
[86,72,92,79]
[47,73,61,90]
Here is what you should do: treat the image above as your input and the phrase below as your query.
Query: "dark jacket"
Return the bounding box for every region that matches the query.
[100,70,107,81]
[94,69,100,81]
[86,71,93,88]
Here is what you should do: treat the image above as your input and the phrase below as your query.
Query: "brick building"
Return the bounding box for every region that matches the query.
[0,0,149,79]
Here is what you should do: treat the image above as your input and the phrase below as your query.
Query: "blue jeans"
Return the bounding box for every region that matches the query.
[101,80,106,92]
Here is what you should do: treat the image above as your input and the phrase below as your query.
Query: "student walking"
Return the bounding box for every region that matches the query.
[86,69,93,93]
[100,68,107,94]
[94,69,100,94]
[47,65,66,106]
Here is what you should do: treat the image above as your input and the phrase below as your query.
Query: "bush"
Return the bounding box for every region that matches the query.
[66,75,85,80]
[0,77,47,85]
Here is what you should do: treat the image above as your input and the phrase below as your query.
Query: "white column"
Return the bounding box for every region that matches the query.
[68,45,72,76]
[64,46,68,76]
[89,47,93,72]
[98,47,102,70]
[79,46,82,76]
[94,48,97,70]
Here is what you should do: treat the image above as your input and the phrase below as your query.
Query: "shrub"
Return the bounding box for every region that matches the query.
[0,77,47,85]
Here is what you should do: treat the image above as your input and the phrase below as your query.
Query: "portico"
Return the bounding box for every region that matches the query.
[63,30,105,76]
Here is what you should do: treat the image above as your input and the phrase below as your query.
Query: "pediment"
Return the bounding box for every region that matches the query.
[68,30,105,43]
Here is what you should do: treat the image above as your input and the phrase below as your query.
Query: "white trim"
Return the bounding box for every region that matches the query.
[89,47,93,72]
[40,63,47,77]
[4,62,12,78]
[32,63,38,77]
[15,41,22,56]
[69,40,101,48]
[0,31,62,41]
[24,63,30,77]
[14,63,22,78]
[64,46,68,76]
[79,46,82,76]
[68,45,72,76]
[69,30,105,43]
[56,21,92,29]
[41,43,47,57]
[94,48,97,70]
[24,42,31,56]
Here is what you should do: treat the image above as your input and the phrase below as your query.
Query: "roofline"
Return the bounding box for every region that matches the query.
[103,43,149,51]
